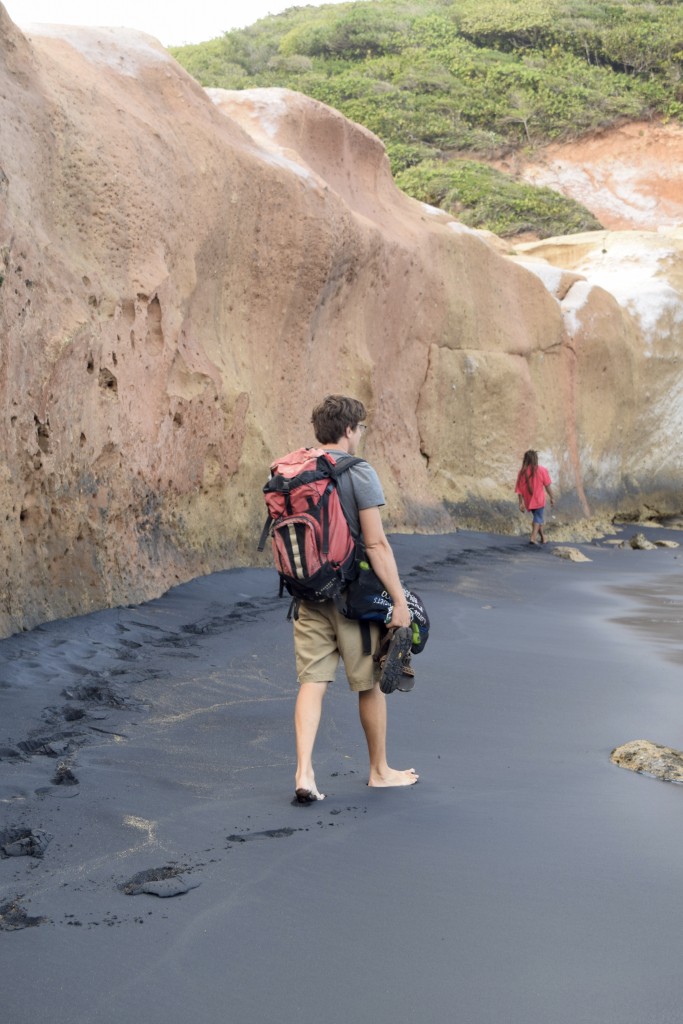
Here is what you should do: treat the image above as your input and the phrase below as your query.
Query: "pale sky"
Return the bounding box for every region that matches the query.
[4,0,348,47]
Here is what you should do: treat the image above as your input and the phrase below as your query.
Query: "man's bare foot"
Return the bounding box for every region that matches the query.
[294,776,325,802]
[295,787,325,803]
[368,767,419,788]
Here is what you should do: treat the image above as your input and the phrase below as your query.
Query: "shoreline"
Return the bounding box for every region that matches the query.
[2,526,683,1024]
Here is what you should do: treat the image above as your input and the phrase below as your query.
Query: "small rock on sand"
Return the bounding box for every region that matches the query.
[611,740,683,783]
[552,547,592,562]
[629,533,656,550]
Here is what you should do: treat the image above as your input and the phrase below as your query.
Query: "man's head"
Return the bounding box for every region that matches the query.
[311,395,366,446]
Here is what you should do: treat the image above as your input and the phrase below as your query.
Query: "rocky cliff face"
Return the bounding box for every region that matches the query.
[0,6,681,636]
[514,228,683,515]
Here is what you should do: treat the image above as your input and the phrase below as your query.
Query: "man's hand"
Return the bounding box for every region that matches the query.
[387,600,411,629]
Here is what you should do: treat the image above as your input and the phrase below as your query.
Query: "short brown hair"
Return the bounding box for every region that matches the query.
[311,395,366,445]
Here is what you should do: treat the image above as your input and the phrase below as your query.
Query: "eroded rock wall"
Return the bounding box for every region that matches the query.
[515,230,683,518]
[0,7,681,635]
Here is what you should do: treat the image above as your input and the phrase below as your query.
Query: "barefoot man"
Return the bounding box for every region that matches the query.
[293,395,419,803]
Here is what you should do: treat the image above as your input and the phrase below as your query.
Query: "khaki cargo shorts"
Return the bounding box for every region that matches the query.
[293,600,381,692]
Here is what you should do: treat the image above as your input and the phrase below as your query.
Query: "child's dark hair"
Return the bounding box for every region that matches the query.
[517,449,538,492]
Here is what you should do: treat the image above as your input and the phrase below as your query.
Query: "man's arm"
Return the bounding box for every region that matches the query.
[358,506,411,628]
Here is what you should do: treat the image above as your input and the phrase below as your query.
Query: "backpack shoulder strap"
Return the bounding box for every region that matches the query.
[327,455,368,563]
[257,514,272,552]
[327,454,365,479]
[359,619,373,656]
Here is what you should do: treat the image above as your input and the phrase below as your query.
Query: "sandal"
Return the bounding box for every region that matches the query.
[376,626,414,694]
[396,656,415,693]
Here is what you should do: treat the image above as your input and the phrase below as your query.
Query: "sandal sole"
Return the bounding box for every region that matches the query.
[379,627,414,694]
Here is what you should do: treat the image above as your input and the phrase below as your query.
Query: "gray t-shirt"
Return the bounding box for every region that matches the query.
[325,450,385,540]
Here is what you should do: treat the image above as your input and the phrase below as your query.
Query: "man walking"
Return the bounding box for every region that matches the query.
[293,395,419,803]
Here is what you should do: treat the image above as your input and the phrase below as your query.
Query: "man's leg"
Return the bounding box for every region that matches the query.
[293,602,339,802]
[359,682,419,788]
[294,681,328,800]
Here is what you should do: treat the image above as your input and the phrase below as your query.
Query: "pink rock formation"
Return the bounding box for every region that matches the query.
[0,6,679,636]
[502,121,683,233]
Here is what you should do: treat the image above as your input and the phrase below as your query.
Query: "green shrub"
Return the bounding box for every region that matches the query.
[454,0,557,51]
[387,141,443,172]
[279,5,405,59]
[395,158,603,237]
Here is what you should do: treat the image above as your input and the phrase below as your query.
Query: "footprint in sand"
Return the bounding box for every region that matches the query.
[0,898,48,930]
[118,866,201,897]
[226,827,300,845]
[0,827,53,858]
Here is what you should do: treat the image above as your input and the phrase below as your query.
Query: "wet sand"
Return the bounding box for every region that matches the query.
[2,527,683,1024]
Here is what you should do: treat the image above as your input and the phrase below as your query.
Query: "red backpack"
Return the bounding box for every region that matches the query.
[258,448,363,605]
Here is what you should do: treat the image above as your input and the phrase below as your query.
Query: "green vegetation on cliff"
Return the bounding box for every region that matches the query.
[395,159,601,238]
[171,0,683,237]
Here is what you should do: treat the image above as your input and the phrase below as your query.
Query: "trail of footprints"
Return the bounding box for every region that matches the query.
[1,598,364,930]
[1,805,365,930]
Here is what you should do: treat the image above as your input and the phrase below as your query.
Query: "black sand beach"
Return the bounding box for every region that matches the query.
[2,528,683,1024]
